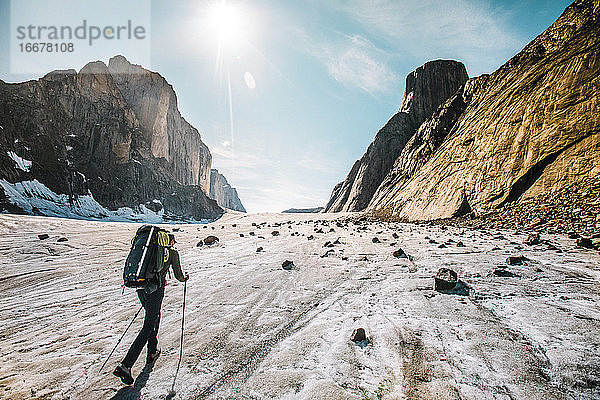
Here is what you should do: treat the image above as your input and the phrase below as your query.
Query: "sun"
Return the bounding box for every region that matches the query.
[207,1,246,49]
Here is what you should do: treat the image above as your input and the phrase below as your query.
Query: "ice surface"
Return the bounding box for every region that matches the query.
[0,179,205,224]
[0,213,598,399]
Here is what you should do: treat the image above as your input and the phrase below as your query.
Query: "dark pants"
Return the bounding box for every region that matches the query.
[122,286,164,368]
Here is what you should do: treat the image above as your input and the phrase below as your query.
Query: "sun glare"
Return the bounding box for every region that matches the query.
[207,1,246,49]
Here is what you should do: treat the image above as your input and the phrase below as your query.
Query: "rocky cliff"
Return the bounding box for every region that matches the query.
[209,169,246,212]
[369,0,600,225]
[0,56,223,221]
[108,56,212,192]
[324,60,468,212]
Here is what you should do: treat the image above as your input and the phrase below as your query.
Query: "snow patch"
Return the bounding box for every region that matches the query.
[0,179,209,223]
[7,151,32,172]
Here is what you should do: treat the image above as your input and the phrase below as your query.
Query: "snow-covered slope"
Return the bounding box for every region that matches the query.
[0,213,598,399]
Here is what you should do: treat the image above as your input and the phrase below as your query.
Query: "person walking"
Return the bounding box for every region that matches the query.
[113,233,188,385]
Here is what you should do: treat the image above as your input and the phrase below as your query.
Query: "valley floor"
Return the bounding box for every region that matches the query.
[0,212,599,400]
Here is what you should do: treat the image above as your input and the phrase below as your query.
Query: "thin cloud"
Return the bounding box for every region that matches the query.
[319,0,524,75]
[310,34,399,95]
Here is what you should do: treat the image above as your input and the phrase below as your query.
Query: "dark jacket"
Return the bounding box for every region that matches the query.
[161,248,186,283]
[143,247,186,293]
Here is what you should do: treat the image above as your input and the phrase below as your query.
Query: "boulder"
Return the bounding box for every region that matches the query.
[576,237,595,249]
[506,255,527,265]
[38,234,49,240]
[282,260,294,270]
[57,237,68,242]
[203,235,219,245]
[525,233,541,246]
[393,248,407,258]
[351,328,367,342]
[434,268,458,291]
[321,249,335,258]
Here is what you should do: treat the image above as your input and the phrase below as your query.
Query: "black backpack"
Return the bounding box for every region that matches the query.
[123,225,170,288]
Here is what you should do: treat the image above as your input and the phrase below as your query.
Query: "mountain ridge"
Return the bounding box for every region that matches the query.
[0,56,244,221]
[326,0,600,235]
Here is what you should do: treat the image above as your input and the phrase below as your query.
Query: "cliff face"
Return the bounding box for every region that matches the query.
[209,169,246,212]
[369,0,600,221]
[324,60,468,212]
[0,56,222,221]
[108,56,212,192]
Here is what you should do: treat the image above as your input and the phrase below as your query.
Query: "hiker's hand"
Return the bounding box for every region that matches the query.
[184,273,189,281]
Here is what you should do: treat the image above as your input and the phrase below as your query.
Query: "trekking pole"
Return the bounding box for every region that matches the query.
[170,279,187,393]
[99,305,143,373]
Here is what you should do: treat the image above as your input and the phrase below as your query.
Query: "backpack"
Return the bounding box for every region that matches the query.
[123,225,171,288]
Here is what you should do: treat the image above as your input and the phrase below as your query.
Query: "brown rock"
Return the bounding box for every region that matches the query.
[434,268,458,291]
[393,248,407,258]
[506,255,527,265]
[203,235,219,245]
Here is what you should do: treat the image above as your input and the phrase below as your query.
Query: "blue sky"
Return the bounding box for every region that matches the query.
[0,0,572,212]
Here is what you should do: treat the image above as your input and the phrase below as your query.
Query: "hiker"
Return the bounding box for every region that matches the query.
[113,233,189,385]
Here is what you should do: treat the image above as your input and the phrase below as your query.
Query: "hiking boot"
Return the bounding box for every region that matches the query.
[113,364,134,385]
[146,348,161,365]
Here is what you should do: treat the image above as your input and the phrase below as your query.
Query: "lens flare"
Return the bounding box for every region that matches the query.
[207,1,245,49]
[244,71,256,89]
